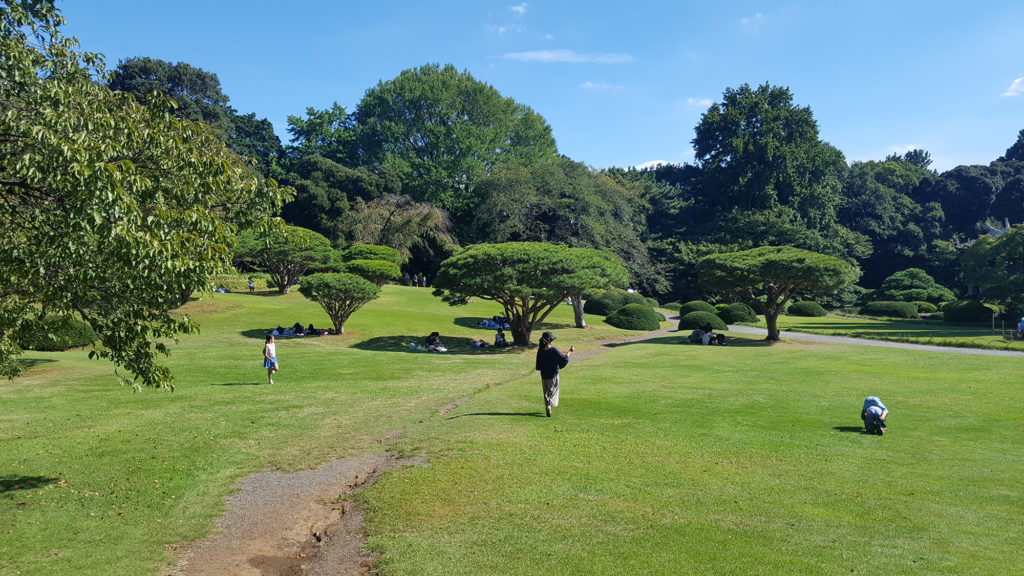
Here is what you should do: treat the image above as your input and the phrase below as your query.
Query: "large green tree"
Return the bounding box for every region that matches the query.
[698,246,860,340]
[233,226,333,293]
[432,243,627,344]
[298,273,380,334]
[959,226,1024,319]
[353,64,559,221]
[1,1,288,387]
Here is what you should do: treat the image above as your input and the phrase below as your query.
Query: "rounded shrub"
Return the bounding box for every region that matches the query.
[859,301,920,319]
[18,317,97,351]
[583,289,646,316]
[343,259,401,286]
[645,297,660,308]
[913,301,938,313]
[661,301,682,312]
[718,303,758,324]
[679,300,717,316]
[787,301,827,317]
[677,311,727,331]
[342,244,401,264]
[605,304,662,331]
[928,311,944,321]
[942,299,993,324]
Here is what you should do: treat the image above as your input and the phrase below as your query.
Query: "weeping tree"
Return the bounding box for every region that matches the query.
[698,246,860,340]
[342,195,458,263]
[432,243,628,345]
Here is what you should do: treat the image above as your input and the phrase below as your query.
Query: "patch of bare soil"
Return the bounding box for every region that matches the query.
[167,451,426,576]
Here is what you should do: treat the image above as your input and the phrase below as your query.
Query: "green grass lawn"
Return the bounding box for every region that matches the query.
[757,313,1024,351]
[2,288,1022,575]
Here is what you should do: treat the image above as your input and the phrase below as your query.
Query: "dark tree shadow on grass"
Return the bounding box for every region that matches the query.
[448,412,547,419]
[216,381,265,386]
[16,358,57,370]
[352,335,527,355]
[832,426,869,434]
[604,334,778,349]
[1,475,58,494]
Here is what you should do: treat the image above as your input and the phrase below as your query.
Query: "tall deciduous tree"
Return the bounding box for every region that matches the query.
[433,243,627,344]
[233,226,333,293]
[353,64,558,220]
[1,1,288,387]
[341,195,458,263]
[698,246,860,340]
[286,102,354,164]
[959,226,1024,318]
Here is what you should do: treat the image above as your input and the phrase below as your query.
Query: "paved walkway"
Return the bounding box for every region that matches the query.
[727,324,1024,358]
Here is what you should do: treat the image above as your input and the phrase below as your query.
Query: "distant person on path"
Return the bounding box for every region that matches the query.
[535,331,574,417]
[861,396,888,435]
[247,276,255,294]
[263,334,279,384]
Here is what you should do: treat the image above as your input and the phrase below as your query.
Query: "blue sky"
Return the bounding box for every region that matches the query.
[59,1,1023,172]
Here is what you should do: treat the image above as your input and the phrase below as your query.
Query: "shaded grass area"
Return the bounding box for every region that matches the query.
[0,287,641,576]
[762,314,1024,351]
[363,336,1024,575]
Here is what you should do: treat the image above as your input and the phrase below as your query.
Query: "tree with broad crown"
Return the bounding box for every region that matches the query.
[698,246,860,341]
[233,226,333,293]
[342,260,401,287]
[298,274,380,335]
[432,243,628,344]
[0,1,288,388]
[959,225,1024,318]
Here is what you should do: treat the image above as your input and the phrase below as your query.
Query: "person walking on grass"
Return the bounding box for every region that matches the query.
[535,331,573,417]
[264,334,279,384]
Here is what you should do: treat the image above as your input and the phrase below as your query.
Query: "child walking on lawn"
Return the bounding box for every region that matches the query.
[264,334,279,384]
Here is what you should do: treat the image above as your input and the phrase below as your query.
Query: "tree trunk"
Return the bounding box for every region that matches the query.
[510,315,532,346]
[571,294,586,328]
[765,312,781,341]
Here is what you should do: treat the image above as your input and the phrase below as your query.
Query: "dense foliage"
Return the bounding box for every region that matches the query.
[233,226,333,293]
[678,311,727,331]
[941,300,994,324]
[297,273,380,334]
[582,289,647,316]
[679,300,718,316]
[787,301,828,317]
[859,301,920,319]
[872,268,955,303]
[605,304,662,331]
[16,316,97,351]
[718,303,758,324]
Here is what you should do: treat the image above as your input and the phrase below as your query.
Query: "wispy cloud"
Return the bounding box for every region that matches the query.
[510,3,527,14]
[502,50,634,64]
[687,97,712,107]
[1004,78,1024,97]
[581,81,626,91]
[741,12,764,27]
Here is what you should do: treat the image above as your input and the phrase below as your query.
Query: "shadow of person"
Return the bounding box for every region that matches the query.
[448,412,548,419]
[832,426,868,433]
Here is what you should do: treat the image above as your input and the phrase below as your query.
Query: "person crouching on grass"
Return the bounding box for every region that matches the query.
[264,334,279,384]
[535,331,573,417]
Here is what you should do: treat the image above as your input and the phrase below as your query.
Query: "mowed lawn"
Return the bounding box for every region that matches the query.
[0,286,641,576]
[362,335,1024,575]
[2,287,1023,575]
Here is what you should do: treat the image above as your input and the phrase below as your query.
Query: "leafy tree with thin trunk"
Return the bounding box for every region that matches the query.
[432,243,628,345]
[0,1,288,387]
[298,274,380,334]
[698,246,860,340]
[233,226,333,293]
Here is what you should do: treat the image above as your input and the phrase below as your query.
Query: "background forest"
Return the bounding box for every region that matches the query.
[107,57,1024,305]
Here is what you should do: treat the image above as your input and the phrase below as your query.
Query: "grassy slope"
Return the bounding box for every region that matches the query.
[0,287,637,575]
[769,314,1024,351]
[363,336,1024,575]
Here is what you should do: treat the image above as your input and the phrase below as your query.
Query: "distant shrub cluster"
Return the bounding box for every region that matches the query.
[912,301,938,314]
[942,300,993,324]
[860,301,920,319]
[787,301,827,317]
[584,289,647,316]
[679,300,717,316]
[605,304,662,331]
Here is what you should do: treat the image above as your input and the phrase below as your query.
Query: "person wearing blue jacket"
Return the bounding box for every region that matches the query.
[861,396,888,435]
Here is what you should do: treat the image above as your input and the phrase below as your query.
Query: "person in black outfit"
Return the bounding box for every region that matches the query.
[535,331,574,417]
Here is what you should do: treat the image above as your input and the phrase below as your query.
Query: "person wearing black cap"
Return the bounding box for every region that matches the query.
[535,331,574,417]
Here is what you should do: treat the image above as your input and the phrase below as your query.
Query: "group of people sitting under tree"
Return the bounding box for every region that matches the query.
[270,322,331,337]
[687,323,726,346]
[472,328,510,348]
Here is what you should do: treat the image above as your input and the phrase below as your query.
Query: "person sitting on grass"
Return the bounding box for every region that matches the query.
[426,332,447,352]
[494,328,509,347]
[472,338,490,348]
[861,396,888,435]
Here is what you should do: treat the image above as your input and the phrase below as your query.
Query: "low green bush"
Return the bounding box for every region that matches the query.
[787,301,827,317]
[605,304,662,331]
[583,289,646,316]
[645,297,660,308]
[212,273,273,292]
[860,301,920,319]
[677,311,726,331]
[718,303,758,324]
[679,300,717,316]
[342,244,401,263]
[17,316,97,351]
[942,300,993,324]
[913,301,938,313]
[660,301,682,311]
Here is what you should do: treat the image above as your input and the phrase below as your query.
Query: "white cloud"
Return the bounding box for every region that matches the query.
[502,50,634,64]
[510,3,527,14]
[633,160,672,170]
[741,12,763,26]
[1004,78,1024,97]
[687,97,713,107]
[581,81,626,91]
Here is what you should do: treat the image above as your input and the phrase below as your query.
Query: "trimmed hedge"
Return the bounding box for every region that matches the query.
[583,289,647,316]
[860,301,920,319]
[942,299,993,324]
[18,317,97,351]
[677,311,727,331]
[913,301,938,313]
[605,304,662,331]
[679,300,717,316]
[718,303,758,324]
[212,273,273,292]
[787,301,827,317]
[645,297,660,308]
[342,244,401,263]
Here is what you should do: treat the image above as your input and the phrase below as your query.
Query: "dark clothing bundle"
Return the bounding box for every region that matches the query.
[535,346,569,380]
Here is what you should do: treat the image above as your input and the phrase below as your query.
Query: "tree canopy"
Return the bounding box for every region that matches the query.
[698,246,860,340]
[0,1,288,387]
[233,226,333,293]
[298,273,380,334]
[433,243,627,344]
